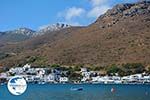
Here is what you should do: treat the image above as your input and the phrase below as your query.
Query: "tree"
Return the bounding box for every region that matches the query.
[106,64,121,75]
[122,63,145,75]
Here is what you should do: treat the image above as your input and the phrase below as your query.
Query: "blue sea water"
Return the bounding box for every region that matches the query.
[0,84,150,100]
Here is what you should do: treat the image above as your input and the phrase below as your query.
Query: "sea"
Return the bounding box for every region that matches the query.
[0,84,150,100]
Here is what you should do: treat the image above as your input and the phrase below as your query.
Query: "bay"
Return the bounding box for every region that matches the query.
[0,84,150,100]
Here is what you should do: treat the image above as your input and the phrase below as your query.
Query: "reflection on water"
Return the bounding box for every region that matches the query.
[0,84,150,100]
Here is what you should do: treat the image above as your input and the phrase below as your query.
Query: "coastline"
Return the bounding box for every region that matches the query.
[1,64,150,85]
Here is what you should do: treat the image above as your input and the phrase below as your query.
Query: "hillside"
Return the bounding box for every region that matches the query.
[0,1,150,67]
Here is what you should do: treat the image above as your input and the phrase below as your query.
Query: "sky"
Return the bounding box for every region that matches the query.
[0,0,138,31]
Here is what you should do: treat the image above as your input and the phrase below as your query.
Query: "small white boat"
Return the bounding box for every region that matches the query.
[38,81,46,84]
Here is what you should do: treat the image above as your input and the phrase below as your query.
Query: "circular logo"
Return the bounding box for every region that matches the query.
[7,76,27,95]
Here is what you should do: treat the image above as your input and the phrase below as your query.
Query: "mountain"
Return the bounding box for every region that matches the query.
[0,32,5,36]
[37,23,71,35]
[5,28,35,36]
[0,1,150,67]
[0,23,71,43]
[0,28,35,43]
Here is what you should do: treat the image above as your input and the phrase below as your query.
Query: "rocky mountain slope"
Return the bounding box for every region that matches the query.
[0,1,150,67]
[0,23,70,44]
[0,28,35,43]
[37,23,71,35]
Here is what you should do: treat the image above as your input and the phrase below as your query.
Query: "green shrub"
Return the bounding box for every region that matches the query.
[106,64,121,75]
[122,63,145,75]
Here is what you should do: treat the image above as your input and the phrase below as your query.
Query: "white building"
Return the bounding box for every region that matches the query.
[37,69,45,77]
[0,72,7,79]
[81,68,87,72]
[26,68,37,75]
[9,67,24,75]
[23,64,31,71]
[59,77,68,83]
[46,74,55,83]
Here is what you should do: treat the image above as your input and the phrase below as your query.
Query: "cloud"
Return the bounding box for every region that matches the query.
[87,0,110,18]
[57,7,85,26]
[57,0,115,25]
[87,5,110,18]
[59,7,85,21]
[90,0,108,6]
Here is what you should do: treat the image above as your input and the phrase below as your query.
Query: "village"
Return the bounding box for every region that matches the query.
[0,64,150,85]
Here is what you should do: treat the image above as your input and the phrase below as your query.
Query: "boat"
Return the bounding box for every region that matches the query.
[38,81,46,85]
[70,87,83,91]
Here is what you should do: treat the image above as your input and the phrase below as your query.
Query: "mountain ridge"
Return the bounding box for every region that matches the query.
[0,1,150,67]
[0,23,71,43]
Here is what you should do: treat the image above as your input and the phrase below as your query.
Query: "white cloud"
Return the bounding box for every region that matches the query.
[57,7,85,26]
[90,0,108,6]
[64,7,85,20]
[87,5,110,18]
[57,0,111,26]
[87,0,110,18]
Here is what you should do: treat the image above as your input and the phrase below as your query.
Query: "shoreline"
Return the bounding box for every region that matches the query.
[1,82,150,86]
